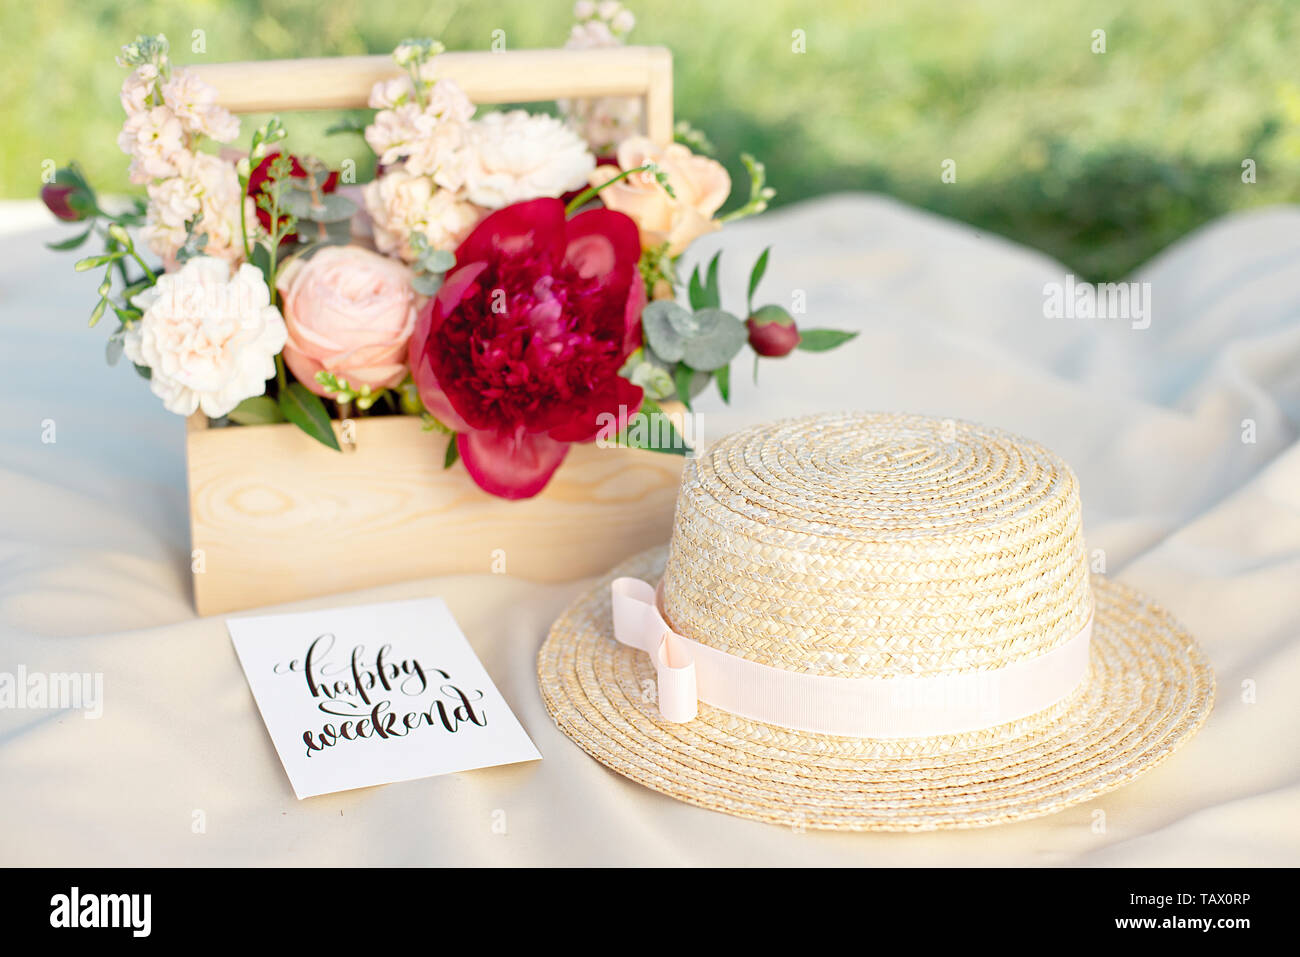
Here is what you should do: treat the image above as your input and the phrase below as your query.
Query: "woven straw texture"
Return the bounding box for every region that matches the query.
[662,413,1093,678]
[537,413,1215,831]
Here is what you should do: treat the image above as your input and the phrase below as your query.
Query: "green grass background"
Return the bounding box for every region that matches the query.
[4,0,1298,279]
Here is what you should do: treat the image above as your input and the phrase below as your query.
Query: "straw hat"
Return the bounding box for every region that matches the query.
[537,412,1215,831]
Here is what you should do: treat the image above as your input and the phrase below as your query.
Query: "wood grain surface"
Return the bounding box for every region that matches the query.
[190,46,675,143]
[187,415,686,615]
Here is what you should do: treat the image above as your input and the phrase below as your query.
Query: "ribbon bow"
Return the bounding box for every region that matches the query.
[610,577,699,722]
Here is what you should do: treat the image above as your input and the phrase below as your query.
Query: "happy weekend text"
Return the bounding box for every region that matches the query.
[273,633,487,756]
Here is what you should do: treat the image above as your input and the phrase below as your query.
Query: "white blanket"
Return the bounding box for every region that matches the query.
[1,194,1297,865]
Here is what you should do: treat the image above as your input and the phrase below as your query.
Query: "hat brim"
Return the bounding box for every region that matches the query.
[537,546,1215,832]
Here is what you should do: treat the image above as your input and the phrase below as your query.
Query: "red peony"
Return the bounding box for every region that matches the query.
[247,151,339,240]
[409,197,646,499]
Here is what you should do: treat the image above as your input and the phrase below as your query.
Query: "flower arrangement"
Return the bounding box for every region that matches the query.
[45,6,855,500]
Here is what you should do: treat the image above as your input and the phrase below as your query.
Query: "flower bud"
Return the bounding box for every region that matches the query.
[40,168,94,222]
[746,304,800,357]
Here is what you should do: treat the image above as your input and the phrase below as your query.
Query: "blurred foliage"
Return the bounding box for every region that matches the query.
[4,0,1298,279]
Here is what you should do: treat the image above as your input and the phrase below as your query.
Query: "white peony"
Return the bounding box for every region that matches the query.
[363,167,484,262]
[460,111,595,209]
[124,257,286,418]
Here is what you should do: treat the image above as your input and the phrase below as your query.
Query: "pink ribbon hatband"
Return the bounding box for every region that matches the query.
[610,577,1093,738]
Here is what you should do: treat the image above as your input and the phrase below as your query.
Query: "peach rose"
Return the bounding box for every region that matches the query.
[591,136,730,256]
[277,246,419,396]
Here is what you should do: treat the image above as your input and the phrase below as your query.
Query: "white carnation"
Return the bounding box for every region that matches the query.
[124,257,286,418]
[460,111,595,209]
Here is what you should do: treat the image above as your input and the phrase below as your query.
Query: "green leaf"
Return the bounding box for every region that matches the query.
[421,249,456,273]
[619,348,676,401]
[228,395,287,425]
[703,251,721,308]
[687,264,707,311]
[278,382,341,451]
[325,115,368,136]
[715,363,731,403]
[680,308,747,371]
[281,190,357,224]
[796,329,860,352]
[673,363,695,411]
[105,335,124,367]
[250,243,272,285]
[411,272,444,296]
[747,246,770,312]
[641,300,693,362]
[617,398,689,456]
[47,228,92,251]
[443,435,460,469]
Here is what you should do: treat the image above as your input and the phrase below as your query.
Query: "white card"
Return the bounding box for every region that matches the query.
[227,597,541,799]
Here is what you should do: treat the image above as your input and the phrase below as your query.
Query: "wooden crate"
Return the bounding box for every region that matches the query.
[185,47,683,616]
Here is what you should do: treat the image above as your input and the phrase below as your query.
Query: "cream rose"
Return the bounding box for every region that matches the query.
[277,246,419,396]
[124,257,286,418]
[592,136,731,256]
[461,111,595,209]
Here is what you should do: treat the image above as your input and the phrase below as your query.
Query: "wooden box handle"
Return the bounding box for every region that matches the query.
[190,46,674,143]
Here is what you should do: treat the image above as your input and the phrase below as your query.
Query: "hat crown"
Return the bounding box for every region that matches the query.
[660,413,1093,678]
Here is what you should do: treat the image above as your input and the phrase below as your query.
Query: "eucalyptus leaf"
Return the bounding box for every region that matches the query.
[619,348,676,401]
[281,190,356,224]
[278,382,341,451]
[105,335,124,367]
[641,300,693,362]
[680,308,746,371]
[228,395,287,425]
[796,328,860,352]
[421,249,456,273]
[411,272,444,296]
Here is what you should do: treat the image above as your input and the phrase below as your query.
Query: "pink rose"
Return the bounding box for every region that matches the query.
[277,246,418,396]
[592,136,730,256]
